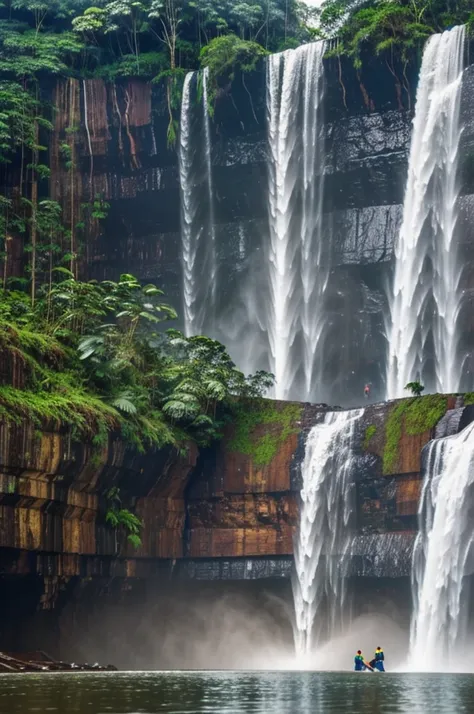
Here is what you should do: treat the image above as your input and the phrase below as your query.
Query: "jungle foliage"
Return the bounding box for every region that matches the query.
[0,2,285,548]
[0,0,469,159]
[320,0,473,69]
[0,0,315,148]
[0,271,274,450]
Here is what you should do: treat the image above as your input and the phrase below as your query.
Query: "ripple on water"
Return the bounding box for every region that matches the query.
[1,671,474,714]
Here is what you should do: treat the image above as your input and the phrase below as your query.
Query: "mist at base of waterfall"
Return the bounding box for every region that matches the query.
[43,573,474,673]
[291,613,409,672]
[56,581,294,671]
[48,578,417,672]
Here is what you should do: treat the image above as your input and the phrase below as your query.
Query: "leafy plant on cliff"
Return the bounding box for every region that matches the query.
[159,333,275,444]
[383,394,447,474]
[105,486,143,549]
[229,400,301,467]
[199,33,268,111]
[405,381,425,396]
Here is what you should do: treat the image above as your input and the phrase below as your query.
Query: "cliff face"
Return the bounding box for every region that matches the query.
[1,395,471,588]
[0,422,197,589]
[38,51,474,405]
[2,49,474,656]
[1,394,473,659]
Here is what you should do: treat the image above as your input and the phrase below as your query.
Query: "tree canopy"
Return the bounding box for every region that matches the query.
[320,0,473,68]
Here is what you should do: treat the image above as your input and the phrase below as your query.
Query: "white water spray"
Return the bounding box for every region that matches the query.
[387,26,466,398]
[266,42,326,400]
[410,419,474,671]
[293,409,363,658]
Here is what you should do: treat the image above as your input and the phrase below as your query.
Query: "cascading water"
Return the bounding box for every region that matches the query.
[202,67,217,312]
[386,26,466,398]
[293,409,363,659]
[266,42,327,401]
[178,71,217,337]
[179,72,202,337]
[410,420,474,671]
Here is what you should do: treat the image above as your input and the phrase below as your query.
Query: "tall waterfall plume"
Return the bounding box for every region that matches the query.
[266,42,327,401]
[410,419,474,671]
[179,71,217,337]
[179,72,201,336]
[202,67,217,312]
[386,26,466,398]
[293,409,363,658]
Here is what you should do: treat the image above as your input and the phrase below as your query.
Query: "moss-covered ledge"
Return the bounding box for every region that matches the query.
[356,394,474,534]
[2,395,472,582]
[360,394,460,475]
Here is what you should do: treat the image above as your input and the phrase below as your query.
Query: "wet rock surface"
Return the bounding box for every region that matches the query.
[34,53,474,407]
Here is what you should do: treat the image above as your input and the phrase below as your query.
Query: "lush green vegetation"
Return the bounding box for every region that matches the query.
[106,487,143,548]
[0,273,273,450]
[405,380,425,396]
[229,401,302,467]
[383,394,447,473]
[363,423,376,450]
[0,269,274,545]
[320,0,473,71]
[0,1,315,153]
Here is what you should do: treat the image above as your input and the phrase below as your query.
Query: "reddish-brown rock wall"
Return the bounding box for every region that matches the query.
[0,395,469,591]
[0,420,198,569]
[186,401,305,558]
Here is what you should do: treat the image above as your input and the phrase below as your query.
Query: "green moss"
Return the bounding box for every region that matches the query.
[0,385,119,436]
[404,394,447,435]
[463,393,474,406]
[383,401,408,474]
[363,424,377,450]
[229,400,302,467]
[383,395,447,474]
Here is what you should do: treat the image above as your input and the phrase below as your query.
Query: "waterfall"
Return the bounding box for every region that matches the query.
[410,419,474,671]
[179,72,201,337]
[202,67,217,312]
[266,42,327,401]
[293,408,363,658]
[179,70,217,337]
[386,26,466,398]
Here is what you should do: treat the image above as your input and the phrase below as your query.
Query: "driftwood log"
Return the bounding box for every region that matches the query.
[0,651,117,673]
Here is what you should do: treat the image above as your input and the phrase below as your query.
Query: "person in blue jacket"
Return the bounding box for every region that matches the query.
[373,646,385,672]
[354,650,366,671]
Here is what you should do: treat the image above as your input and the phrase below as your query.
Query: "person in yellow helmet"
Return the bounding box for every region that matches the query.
[372,646,385,672]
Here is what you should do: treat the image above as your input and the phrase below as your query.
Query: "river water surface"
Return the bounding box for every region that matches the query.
[1,671,473,713]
